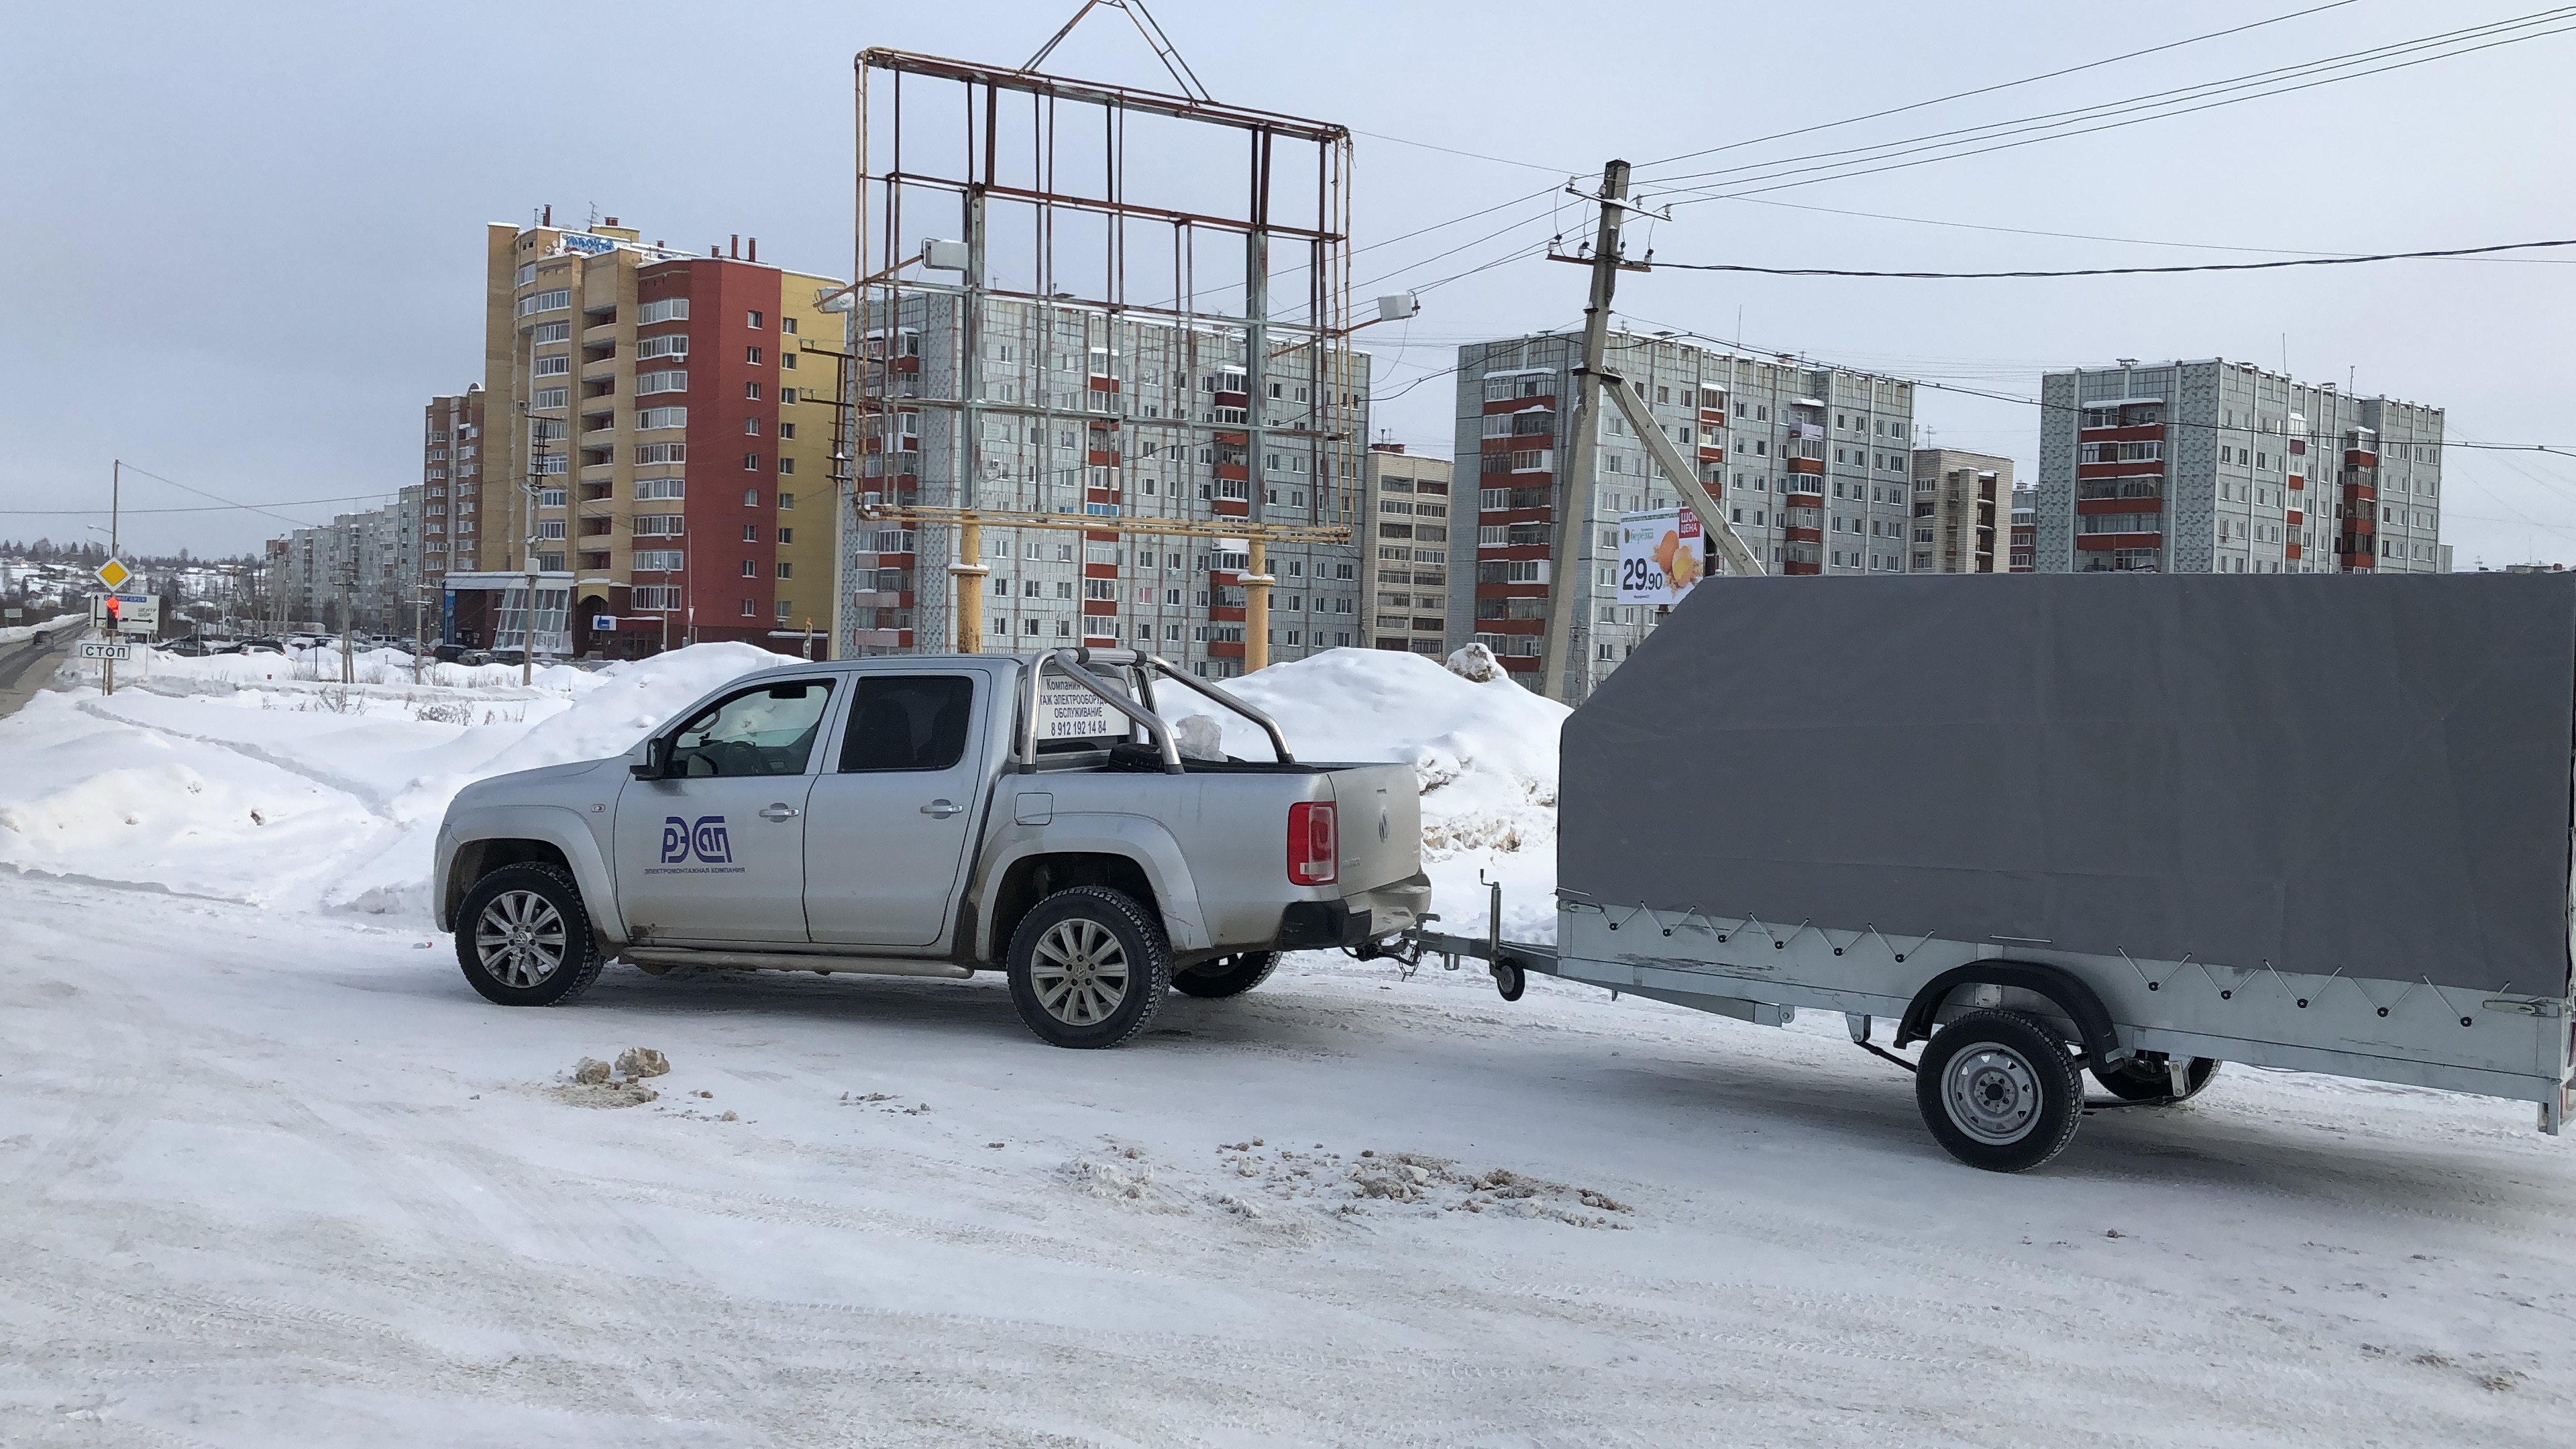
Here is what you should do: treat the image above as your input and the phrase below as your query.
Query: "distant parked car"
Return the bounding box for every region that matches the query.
[158,638,214,657]
[240,637,286,655]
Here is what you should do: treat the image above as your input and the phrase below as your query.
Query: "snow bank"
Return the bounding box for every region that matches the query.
[0,642,802,917]
[0,612,85,646]
[1169,649,1569,940]
[5,637,1570,938]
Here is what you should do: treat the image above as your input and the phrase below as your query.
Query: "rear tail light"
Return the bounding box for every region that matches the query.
[1287,802,1337,886]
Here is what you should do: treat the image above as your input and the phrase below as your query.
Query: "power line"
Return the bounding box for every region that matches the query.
[1635,0,2361,172]
[1642,10,2576,203]
[1611,311,2573,454]
[1703,193,2576,264]
[111,464,347,531]
[0,490,403,518]
[1652,235,2576,279]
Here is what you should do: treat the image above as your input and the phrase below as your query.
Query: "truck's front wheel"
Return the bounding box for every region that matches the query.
[1007,886,1172,1049]
[454,863,604,1007]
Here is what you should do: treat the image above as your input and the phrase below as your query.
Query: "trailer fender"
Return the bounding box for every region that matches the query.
[1895,962,2128,1067]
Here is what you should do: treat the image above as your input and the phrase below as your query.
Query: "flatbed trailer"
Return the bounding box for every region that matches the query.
[1401,573,2576,1172]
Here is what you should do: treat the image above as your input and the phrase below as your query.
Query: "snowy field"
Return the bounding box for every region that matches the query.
[2,645,2571,1445]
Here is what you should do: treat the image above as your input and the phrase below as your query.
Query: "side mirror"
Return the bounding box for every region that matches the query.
[630,737,670,780]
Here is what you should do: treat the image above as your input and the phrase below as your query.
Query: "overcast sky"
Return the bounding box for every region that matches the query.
[5,0,2572,566]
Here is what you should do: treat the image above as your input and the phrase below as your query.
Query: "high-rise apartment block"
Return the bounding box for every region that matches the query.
[2034,359,2448,574]
[1361,445,1455,657]
[419,389,483,598]
[2008,484,2038,572]
[841,293,1371,676]
[1452,333,1918,696]
[1906,448,2015,574]
[449,218,843,657]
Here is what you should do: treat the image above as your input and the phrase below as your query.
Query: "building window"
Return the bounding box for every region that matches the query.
[747,311,764,329]
[745,453,761,472]
[742,525,758,542]
[777,562,793,580]
[741,599,757,616]
[745,382,763,400]
[777,458,794,475]
[782,353,798,370]
[743,488,759,506]
[741,560,759,578]
[778,527,793,544]
[746,347,764,365]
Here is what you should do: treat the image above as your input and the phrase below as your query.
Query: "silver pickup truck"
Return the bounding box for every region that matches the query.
[433,648,1429,1047]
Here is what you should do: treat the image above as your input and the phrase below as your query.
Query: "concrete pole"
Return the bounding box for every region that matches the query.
[954,517,987,653]
[1541,160,1631,706]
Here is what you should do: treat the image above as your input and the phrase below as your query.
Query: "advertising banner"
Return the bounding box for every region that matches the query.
[1617,508,1704,604]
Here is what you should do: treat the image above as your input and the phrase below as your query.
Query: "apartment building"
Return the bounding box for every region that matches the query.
[1453,331,1918,698]
[458,216,843,658]
[1907,448,2015,574]
[2033,359,2449,574]
[841,290,1371,676]
[2009,483,2038,572]
[1362,445,1455,657]
[418,390,484,596]
[270,497,419,635]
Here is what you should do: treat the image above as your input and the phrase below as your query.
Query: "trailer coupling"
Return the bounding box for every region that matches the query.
[1392,872,1555,1002]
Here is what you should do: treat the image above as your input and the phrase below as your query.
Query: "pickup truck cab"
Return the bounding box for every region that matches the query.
[434,648,1429,1047]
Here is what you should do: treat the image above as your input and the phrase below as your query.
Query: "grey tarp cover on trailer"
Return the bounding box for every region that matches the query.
[1560,573,2576,995]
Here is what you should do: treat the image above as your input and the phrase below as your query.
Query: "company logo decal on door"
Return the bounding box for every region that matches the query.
[645,815,743,874]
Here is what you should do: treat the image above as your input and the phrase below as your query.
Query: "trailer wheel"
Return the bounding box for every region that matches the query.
[2094,1055,2219,1104]
[1493,957,1525,1002]
[1915,1010,2084,1173]
[1171,951,1279,999]
[1006,885,1171,1049]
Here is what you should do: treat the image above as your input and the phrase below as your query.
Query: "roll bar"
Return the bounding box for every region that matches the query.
[1012,647,1295,774]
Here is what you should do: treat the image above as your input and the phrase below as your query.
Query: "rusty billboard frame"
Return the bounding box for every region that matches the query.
[843,48,1362,663]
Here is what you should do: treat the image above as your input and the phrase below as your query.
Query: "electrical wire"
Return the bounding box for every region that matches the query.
[0,490,403,519]
[1652,235,2576,278]
[1703,193,2576,264]
[1611,309,2573,454]
[1635,0,2361,172]
[1645,12,2576,203]
[112,465,356,531]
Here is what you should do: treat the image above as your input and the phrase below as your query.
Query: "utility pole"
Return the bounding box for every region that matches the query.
[338,557,356,684]
[103,459,120,696]
[1542,162,1631,706]
[519,391,546,687]
[1542,160,1764,707]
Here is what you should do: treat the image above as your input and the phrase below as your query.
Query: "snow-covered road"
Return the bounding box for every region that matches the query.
[4,873,2569,1446]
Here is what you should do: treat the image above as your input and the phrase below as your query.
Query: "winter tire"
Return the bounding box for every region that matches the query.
[2094,1054,2220,1104]
[1171,951,1279,1000]
[1007,885,1172,1049]
[1915,1008,2084,1173]
[455,863,604,1007]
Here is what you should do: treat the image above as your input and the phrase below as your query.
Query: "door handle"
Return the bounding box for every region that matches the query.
[920,800,965,818]
[758,804,801,822]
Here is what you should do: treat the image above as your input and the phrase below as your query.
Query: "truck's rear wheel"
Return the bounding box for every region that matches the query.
[1007,886,1171,1049]
[1915,1009,2084,1173]
[1171,951,1279,1000]
[2094,1055,2219,1103]
[455,863,603,1007]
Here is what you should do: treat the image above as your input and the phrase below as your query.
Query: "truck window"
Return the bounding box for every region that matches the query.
[670,680,835,777]
[839,676,974,772]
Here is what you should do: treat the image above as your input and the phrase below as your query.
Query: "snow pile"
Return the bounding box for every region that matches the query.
[0,641,800,914]
[1168,649,1570,939]
[0,612,85,646]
